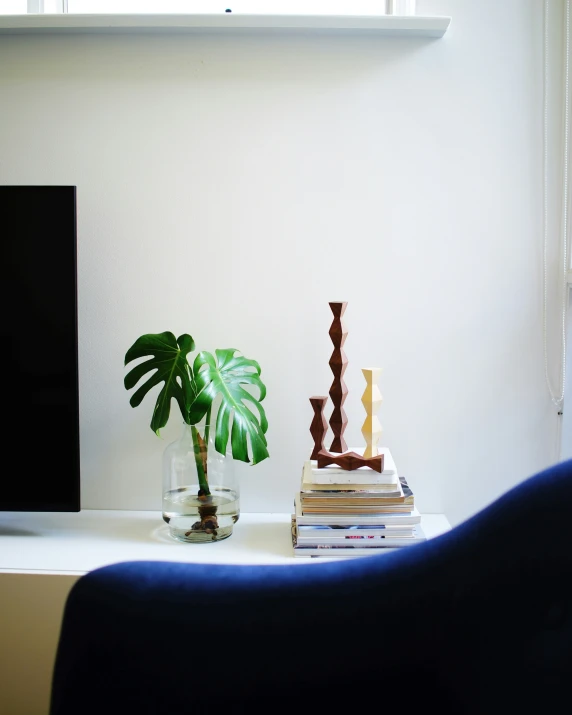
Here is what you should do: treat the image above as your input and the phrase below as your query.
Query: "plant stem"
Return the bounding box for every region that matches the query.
[204,405,212,450]
[191,425,210,496]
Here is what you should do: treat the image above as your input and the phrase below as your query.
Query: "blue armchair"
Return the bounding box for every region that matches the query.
[49,459,572,715]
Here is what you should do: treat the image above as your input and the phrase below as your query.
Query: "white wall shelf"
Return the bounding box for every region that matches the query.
[0,13,451,37]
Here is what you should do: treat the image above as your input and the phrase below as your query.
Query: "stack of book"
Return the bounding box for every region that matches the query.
[291,447,425,558]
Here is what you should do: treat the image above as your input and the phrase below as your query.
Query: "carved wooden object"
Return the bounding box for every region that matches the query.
[328,301,348,453]
[361,367,383,458]
[309,396,329,460]
[317,449,384,473]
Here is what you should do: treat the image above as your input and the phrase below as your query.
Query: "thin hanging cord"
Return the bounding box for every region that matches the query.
[543,0,570,411]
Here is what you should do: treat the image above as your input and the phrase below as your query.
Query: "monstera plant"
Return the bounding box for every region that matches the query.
[124,331,269,542]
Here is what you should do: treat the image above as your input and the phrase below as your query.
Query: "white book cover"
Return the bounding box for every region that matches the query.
[303,460,399,489]
[309,447,398,484]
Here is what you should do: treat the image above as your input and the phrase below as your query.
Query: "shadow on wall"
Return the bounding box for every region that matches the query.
[1,31,438,85]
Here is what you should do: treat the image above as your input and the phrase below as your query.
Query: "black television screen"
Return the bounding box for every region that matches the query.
[1,186,80,511]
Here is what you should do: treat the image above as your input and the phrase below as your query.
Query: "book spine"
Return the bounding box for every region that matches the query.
[310,474,398,485]
[301,501,411,507]
[294,550,400,558]
[297,533,417,540]
[297,525,413,532]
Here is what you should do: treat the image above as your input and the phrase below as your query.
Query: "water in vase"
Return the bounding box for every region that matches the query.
[163,485,240,543]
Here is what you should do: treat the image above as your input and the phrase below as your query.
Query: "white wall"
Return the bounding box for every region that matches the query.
[562,295,572,460]
[0,0,564,526]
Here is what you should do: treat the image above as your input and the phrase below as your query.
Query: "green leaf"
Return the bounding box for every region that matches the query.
[188,349,269,465]
[124,332,195,435]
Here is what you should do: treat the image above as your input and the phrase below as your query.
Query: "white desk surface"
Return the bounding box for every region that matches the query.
[0,510,451,575]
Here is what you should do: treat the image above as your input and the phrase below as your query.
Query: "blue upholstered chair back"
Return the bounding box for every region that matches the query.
[50,459,572,715]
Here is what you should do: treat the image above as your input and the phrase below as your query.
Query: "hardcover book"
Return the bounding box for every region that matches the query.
[300,476,414,507]
[301,482,401,494]
[301,502,413,513]
[294,494,422,526]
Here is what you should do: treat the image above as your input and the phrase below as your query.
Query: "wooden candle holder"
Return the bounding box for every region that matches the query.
[316,449,384,473]
[361,367,383,458]
[328,301,348,453]
[309,396,329,460]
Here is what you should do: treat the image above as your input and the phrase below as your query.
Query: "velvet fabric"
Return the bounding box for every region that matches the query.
[50,459,572,715]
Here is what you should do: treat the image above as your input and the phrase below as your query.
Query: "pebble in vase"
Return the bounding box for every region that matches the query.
[162,415,240,543]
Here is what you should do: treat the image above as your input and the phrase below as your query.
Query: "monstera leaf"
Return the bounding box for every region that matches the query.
[124,332,195,435]
[188,349,269,464]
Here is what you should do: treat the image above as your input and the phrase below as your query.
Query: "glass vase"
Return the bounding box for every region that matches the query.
[162,419,239,543]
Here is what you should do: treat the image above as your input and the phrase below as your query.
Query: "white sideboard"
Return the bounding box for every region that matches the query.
[0,510,451,715]
[0,509,451,572]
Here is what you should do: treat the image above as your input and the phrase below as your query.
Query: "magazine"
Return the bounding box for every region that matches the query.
[301,503,414,513]
[293,547,401,559]
[296,525,426,546]
[300,483,402,495]
[294,494,422,526]
[399,475,413,500]
[297,524,415,538]
[300,476,414,506]
[291,515,427,557]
